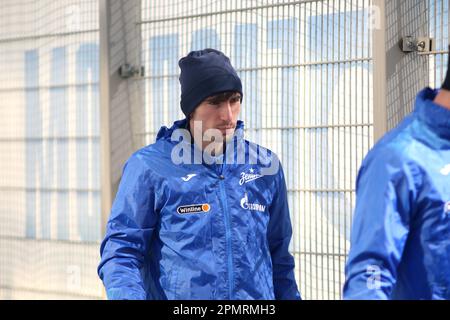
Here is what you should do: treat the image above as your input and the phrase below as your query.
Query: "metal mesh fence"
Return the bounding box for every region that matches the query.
[0,0,447,300]
[0,0,103,299]
[427,0,449,88]
[385,0,449,130]
[139,0,374,300]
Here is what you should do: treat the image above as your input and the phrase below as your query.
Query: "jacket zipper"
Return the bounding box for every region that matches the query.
[218,174,234,300]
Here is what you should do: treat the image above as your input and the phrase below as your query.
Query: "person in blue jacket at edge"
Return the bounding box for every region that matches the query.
[344,51,450,300]
[97,48,301,300]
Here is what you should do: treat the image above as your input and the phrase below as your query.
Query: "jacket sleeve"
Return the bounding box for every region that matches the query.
[343,151,418,300]
[267,162,302,300]
[97,154,158,300]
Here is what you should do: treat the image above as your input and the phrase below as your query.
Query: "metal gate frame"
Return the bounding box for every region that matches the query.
[373,0,449,139]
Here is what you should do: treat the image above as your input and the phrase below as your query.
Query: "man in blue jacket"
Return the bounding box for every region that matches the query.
[344,58,450,300]
[98,48,301,300]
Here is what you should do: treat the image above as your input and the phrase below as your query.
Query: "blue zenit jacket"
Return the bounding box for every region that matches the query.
[98,119,301,300]
[344,88,450,300]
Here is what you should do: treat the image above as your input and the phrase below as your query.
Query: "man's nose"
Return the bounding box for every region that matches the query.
[219,101,233,122]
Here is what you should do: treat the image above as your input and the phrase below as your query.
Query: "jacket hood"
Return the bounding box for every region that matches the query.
[415,87,450,140]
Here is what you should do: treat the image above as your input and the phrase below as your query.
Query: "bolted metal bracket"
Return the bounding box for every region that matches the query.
[400,36,434,53]
[118,63,145,79]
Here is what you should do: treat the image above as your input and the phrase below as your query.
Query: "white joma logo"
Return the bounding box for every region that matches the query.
[440,164,450,176]
[181,174,197,182]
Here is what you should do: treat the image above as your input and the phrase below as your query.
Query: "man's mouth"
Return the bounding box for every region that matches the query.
[217,126,235,131]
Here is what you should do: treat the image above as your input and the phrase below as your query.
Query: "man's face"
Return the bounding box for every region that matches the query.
[189,91,241,144]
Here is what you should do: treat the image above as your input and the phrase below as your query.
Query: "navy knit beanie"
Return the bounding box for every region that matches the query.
[178,48,243,117]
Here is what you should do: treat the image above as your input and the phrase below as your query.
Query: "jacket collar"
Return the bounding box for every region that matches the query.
[156,118,246,168]
[156,118,245,142]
